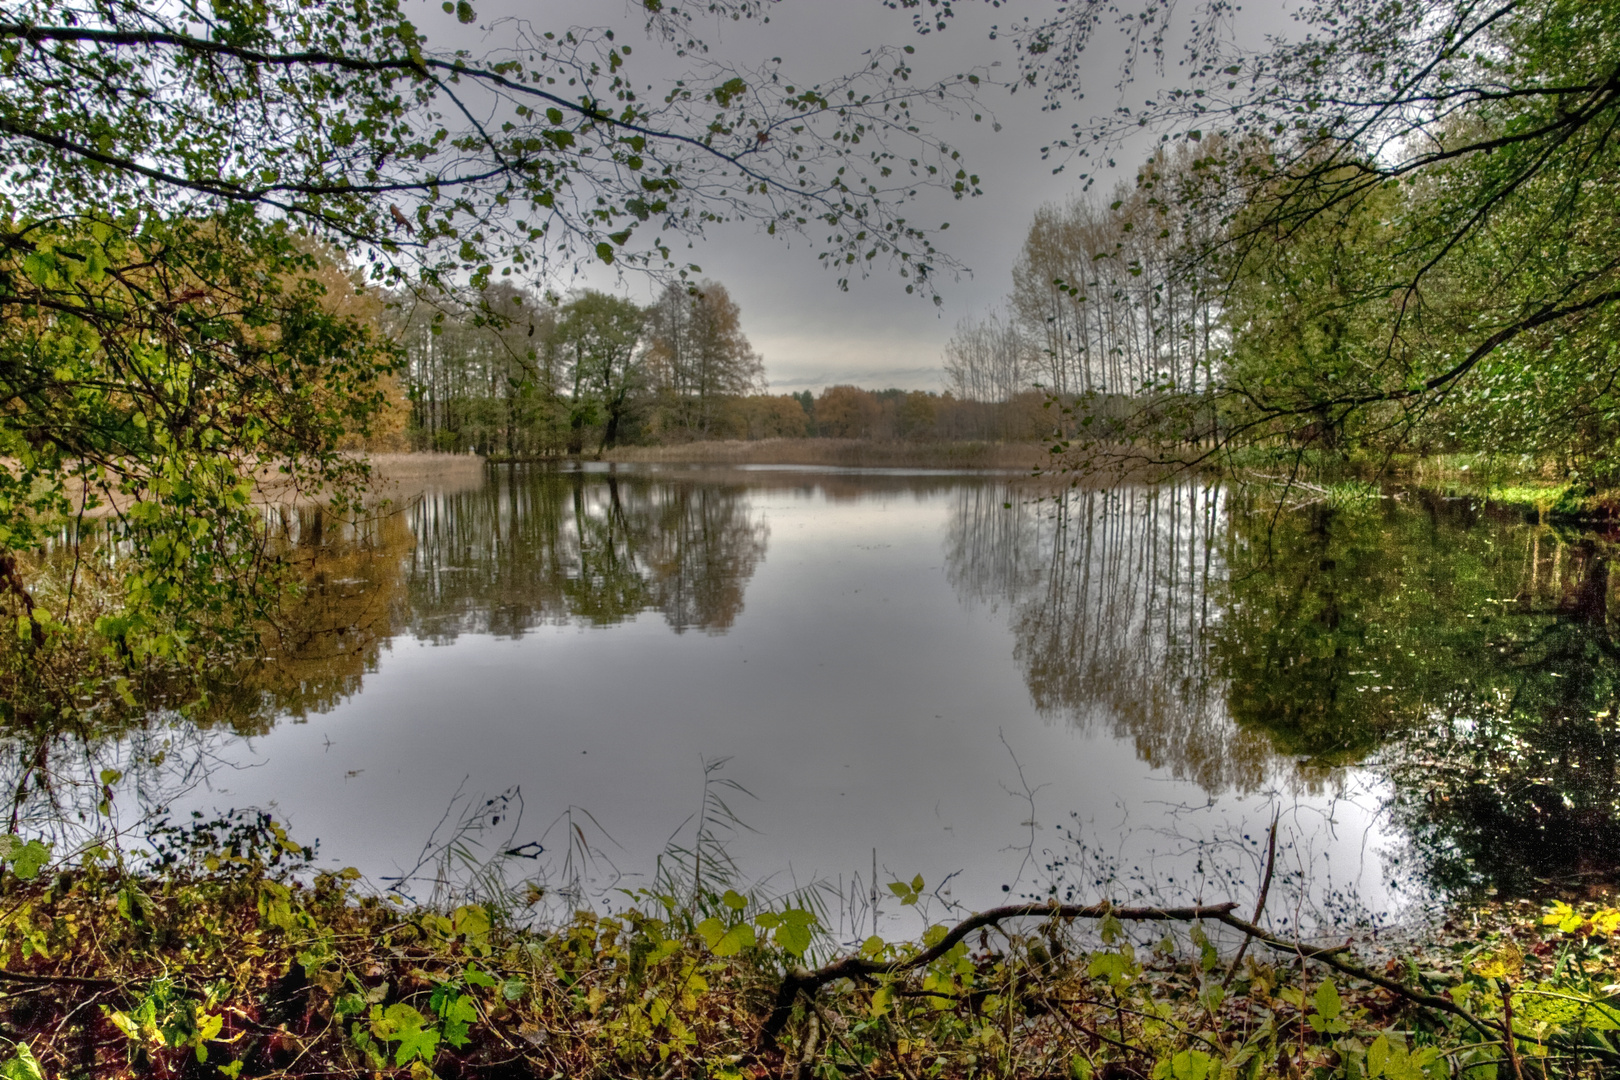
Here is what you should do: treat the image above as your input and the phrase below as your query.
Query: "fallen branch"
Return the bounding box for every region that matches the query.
[761,902,1240,1047]
[758,899,1499,1049]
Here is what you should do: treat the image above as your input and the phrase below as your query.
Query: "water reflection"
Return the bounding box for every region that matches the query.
[11,465,1620,907]
[1216,493,1620,895]
[944,481,1620,895]
[403,470,768,640]
[946,483,1279,793]
[246,469,772,721]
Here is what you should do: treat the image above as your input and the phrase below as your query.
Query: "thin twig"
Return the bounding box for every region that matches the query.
[1223,810,1279,991]
[811,1001,877,1080]
[1502,979,1526,1080]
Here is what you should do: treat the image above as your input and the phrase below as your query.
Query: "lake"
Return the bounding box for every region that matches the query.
[20,464,1620,940]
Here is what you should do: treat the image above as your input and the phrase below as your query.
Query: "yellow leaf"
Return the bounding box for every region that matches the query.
[1473,942,1523,980]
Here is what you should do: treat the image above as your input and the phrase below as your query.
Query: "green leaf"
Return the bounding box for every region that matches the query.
[454,1,475,22]
[451,904,490,940]
[1306,975,1348,1031]
[1170,1049,1211,1080]
[1314,979,1342,1021]
[697,917,754,956]
[4,838,51,882]
[435,991,478,1048]
[372,1003,438,1066]
[1367,1034,1391,1079]
[1088,951,1131,987]
[0,1043,44,1080]
[771,909,817,956]
[713,76,747,108]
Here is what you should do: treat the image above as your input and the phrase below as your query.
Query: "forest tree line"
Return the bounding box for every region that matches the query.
[392,279,1062,456]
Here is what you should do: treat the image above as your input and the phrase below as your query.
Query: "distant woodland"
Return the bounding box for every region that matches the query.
[393,149,1226,459]
[392,278,1061,458]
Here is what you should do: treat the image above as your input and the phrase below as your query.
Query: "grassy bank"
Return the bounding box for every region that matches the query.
[1214,447,1620,523]
[1378,456,1620,524]
[601,439,1051,471]
[4,827,1618,1080]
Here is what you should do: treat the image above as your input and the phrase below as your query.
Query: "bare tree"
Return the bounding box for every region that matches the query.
[644,281,765,437]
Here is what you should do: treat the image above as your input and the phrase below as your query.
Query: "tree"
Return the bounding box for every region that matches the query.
[395,283,563,456]
[0,221,397,724]
[644,280,764,437]
[738,395,811,439]
[915,0,1620,466]
[792,390,818,435]
[942,308,1027,406]
[815,385,882,439]
[1007,157,1219,407]
[557,291,646,455]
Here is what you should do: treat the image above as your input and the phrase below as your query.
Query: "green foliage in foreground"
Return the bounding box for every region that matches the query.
[0,215,400,732]
[4,826,1620,1079]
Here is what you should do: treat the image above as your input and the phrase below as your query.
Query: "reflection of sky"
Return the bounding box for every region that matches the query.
[158,471,1414,939]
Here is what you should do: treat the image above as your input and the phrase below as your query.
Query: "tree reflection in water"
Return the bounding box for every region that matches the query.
[945,481,1620,898]
[11,469,1620,903]
[947,481,1280,793]
[0,467,771,849]
[402,468,767,640]
[253,466,770,715]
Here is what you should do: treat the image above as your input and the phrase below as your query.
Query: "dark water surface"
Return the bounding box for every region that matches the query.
[36,465,1620,935]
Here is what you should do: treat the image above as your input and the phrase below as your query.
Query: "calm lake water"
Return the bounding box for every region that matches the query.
[30,464,1620,938]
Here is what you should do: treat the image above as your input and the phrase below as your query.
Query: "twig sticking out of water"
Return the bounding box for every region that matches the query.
[1222,809,1279,991]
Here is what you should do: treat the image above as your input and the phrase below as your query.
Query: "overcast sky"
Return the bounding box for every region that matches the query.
[446,0,1289,393]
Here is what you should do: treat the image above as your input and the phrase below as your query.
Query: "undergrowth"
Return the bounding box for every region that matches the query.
[2,814,1620,1080]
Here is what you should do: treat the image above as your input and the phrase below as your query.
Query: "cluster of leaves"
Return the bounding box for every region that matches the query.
[0,0,982,292]
[6,819,1620,1080]
[0,207,405,731]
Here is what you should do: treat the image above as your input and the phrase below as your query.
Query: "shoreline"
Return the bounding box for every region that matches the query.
[598,438,1052,470]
